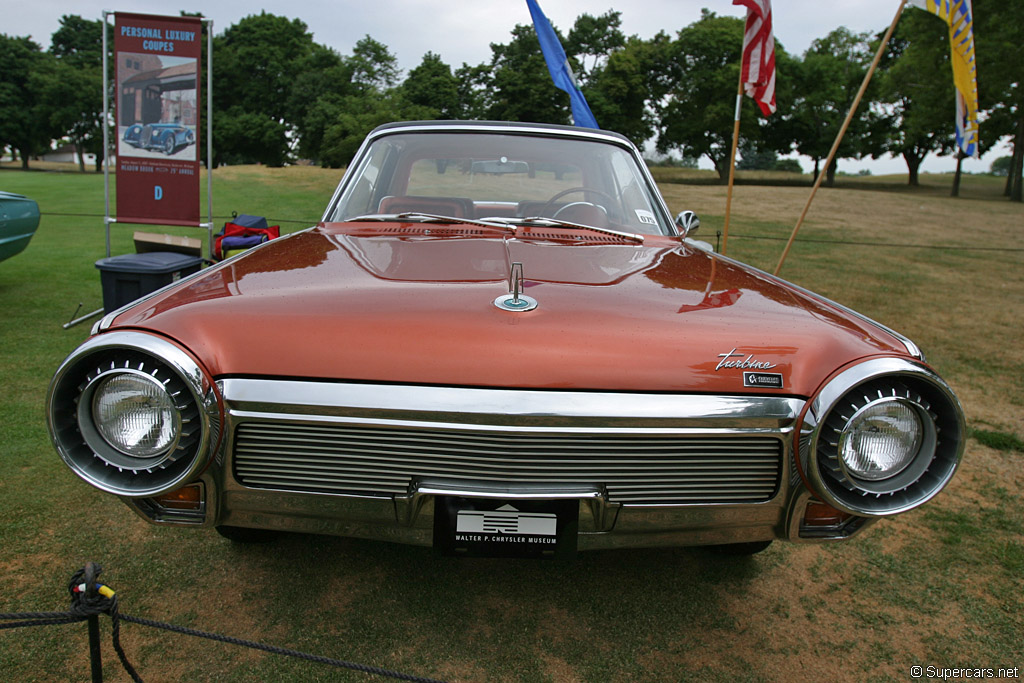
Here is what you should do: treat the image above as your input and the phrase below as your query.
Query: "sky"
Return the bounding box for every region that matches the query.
[4,0,1005,175]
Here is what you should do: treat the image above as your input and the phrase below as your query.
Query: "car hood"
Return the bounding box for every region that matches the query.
[107,222,912,395]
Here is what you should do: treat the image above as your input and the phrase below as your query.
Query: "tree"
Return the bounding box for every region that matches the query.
[990,156,1012,176]
[869,10,957,186]
[402,52,460,119]
[585,33,671,145]
[486,23,571,124]
[213,13,319,165]
[655,10,789,181]
[317,92,433,168]
[452,63,493,120]
[0,36,54,169]
[286,43,354,162]
[565,11,625,83]
[349,36,400,93]
[790,28,875,185]
[736,139,779,170]
[45,15,106,172]
[973,0,1024,201]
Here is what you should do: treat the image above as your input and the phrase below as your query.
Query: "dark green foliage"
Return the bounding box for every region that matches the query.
[989,156,1012,176]
[789,28,875,184]
[486,23,570,125]
[0,35,54,168]
[654,10,796,181]
[870,11,956,186]
[401,52,461,120]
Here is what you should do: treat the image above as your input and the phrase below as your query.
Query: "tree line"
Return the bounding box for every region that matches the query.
[1,4,1021,200]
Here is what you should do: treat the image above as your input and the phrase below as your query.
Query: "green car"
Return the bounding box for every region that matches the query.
[0,191,40,262]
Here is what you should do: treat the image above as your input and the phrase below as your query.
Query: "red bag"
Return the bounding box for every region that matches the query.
[214,219,280,260]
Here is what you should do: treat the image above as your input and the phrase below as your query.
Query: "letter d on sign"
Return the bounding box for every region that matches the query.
[154,185,163,200]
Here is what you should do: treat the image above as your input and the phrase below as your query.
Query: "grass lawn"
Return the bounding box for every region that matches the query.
[1,163,1022,682]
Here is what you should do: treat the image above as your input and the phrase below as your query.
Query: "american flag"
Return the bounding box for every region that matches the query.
[733,0,776,116]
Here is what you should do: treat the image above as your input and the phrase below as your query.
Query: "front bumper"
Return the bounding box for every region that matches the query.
[126,378,872,549]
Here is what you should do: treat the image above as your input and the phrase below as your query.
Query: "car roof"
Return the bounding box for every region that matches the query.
[367,120,637,149]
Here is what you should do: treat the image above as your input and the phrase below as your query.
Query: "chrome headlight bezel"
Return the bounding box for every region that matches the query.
[799,358,965,517]
[46,331,221,497]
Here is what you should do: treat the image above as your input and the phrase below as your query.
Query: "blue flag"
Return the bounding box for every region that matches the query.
[525,0,599,129]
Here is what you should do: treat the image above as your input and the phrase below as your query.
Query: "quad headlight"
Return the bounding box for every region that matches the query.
[800,358,964,516]
[47,331,220,497]
[838,398,924,481]
[88,371,181,460]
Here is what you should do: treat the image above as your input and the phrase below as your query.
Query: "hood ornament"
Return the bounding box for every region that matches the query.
[494,262,538,312]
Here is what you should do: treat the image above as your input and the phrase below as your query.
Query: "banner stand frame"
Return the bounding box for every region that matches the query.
[101,12,214,261]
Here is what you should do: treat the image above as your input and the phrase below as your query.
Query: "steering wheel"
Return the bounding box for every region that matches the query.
[540,187,618,219]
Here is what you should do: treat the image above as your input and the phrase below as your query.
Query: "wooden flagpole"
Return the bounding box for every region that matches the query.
[721,68,745,255]
[773,0,907,276]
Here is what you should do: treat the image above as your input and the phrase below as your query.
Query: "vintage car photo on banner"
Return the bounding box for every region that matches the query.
[47,121,965,559]
[116,54,198,161]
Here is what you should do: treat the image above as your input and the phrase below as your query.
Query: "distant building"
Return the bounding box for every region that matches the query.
[42,144,98,166]
[118,58,197,126]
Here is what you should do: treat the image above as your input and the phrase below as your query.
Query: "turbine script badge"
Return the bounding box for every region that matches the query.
[494,262,538,312]
[714,348,777,371]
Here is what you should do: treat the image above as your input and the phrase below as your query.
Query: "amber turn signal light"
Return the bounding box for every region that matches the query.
[803,499,852,527]
[152,483,204,511]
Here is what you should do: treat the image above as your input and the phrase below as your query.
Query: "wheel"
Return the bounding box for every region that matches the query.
[540,186,617,218]
[215,525,278,543]
[164,137,176,155]
[706,540,773,556]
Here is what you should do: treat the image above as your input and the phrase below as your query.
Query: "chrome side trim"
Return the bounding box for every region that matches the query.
[220,378,804,428]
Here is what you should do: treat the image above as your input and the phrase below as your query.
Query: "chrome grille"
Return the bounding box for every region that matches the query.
[232,421,782,504]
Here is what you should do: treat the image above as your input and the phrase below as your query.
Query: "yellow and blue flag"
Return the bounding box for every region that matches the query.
[908,0,979,158]
[525,0,599,129]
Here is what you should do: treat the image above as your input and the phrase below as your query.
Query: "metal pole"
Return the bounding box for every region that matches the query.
[101,12,111,258]
[63,307,105,330]
[84,562,103,683]
[721,68,745,255]
[774,0,907,276]
[205,18,214,260]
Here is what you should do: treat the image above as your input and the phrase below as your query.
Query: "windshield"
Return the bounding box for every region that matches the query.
[325,130,673,236]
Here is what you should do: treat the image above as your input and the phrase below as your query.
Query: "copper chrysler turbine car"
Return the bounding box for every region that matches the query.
[47,121,965,557]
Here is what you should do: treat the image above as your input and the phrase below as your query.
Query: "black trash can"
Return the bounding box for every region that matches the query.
[95,252,204,313]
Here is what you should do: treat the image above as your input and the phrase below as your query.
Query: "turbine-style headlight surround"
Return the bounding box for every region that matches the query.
[47,331,221,497]
[799,358,964,517]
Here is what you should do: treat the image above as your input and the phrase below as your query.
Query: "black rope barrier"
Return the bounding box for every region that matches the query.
[0,563,448,683]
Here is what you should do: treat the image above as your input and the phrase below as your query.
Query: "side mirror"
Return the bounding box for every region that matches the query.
[675,210,700,237]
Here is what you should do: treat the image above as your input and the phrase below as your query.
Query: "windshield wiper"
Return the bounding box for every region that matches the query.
[347,213,516,233]
[513,217,645,243]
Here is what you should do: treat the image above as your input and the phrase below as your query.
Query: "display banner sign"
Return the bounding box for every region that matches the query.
[114,13,202,225]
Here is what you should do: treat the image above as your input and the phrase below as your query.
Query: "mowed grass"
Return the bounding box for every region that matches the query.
[1,163,1022,682]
